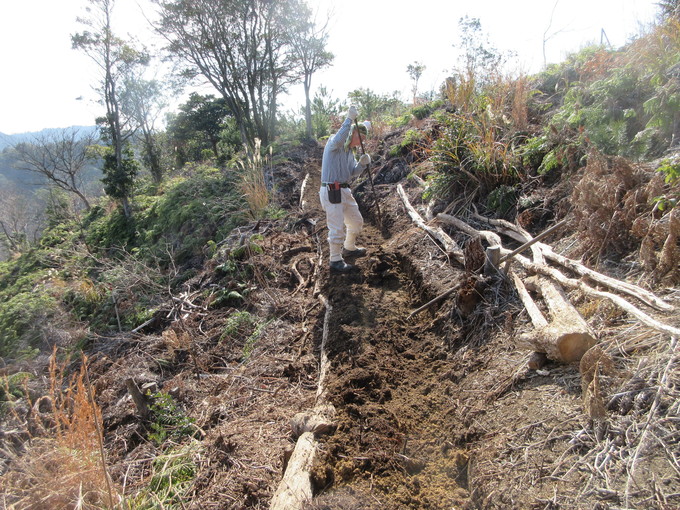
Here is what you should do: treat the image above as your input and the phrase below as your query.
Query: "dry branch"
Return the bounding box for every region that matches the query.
[510,251,680,338]
[397,185,464,264]
[407,282,462,319]
[511,272,548,328]
[299,173,310,210]
[437,213,501,246]
[125,379,149,419]
[271,293,335,510]
[445,212,680,340]
[471,211,673,312]
[498,219,567,264]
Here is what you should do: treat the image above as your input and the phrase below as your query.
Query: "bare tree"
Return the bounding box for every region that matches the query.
[287,4,334,140]
[13,128,97,211]
[0,185,42,256]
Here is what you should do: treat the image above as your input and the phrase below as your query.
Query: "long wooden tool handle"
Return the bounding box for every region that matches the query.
[354,119,383,227]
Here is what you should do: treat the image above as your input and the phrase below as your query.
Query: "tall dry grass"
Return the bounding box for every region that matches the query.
[237,138,270,218]
[1,348,118,509]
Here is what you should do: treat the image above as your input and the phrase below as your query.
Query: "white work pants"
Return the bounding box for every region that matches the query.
[319,186,364,262]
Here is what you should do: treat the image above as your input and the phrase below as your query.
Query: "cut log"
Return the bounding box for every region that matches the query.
[397,185,464,264]
[269,432,315,510]
[521,275,597,362]
[512,273,591,364]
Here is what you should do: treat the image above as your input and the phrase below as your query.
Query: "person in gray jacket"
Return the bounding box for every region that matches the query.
[319,105,372,273]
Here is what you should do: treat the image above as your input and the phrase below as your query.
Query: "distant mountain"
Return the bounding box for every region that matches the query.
[0,126,99,151]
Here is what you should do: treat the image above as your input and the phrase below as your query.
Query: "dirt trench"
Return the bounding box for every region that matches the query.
[296,156,473,509]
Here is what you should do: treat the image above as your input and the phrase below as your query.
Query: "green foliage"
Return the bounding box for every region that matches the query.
[536,31,680,160]
[428,111,521,201]
[131,164,247,264]
[98,142,139,209]
[0,291,57,355]
[389,129,426,157]
[310,86,343,139]
[411,102,435,120]
[348,88,406,121]
[128,443,199,509]
[148,392,198,445]
[84,205,137,250]
[165,93,237,165]
[219,310,265,360]
[0,372,32,403]
[659,158,680,185]
[0,251,59,357]
[486,185,517,215]
[654,157,680,211]
[220,310,257,340]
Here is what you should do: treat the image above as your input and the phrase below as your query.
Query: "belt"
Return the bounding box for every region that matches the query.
[322,182,350,188]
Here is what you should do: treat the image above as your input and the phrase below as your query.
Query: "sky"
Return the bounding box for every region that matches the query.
[0,0,660,135]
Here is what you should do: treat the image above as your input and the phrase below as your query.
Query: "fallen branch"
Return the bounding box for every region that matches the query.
[445,212,679,338]
[299,172,310,210]
[407,282,462,320]
[271,293,335,510]
[498,219,567,264]
[511,272,548,328]
[290,260,307,296]
[125,378,150,419]
[510,251,680,338]
[397,185,464,264]
[471,212,673,312]
[269,432,315,509]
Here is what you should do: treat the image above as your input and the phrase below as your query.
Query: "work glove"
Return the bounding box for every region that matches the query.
[347,105,358,121]
[359,153,371,166]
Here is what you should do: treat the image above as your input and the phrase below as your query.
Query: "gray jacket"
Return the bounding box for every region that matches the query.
[320,118,367,184]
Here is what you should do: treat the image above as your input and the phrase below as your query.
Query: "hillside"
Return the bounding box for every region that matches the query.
[1,23,680,510]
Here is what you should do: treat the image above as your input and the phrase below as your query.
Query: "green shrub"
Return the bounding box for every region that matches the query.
[389,129,427,158]
[486,185,517,215]
[148,392,198,445]
[0,291,57,356]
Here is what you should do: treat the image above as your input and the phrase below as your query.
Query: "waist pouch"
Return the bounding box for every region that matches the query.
[327,182,342,204]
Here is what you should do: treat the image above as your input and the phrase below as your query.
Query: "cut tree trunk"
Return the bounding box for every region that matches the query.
[521,275,597,362]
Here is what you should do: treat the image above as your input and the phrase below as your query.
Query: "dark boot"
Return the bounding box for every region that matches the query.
[342,247,367,257]
[330,260,356,273]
